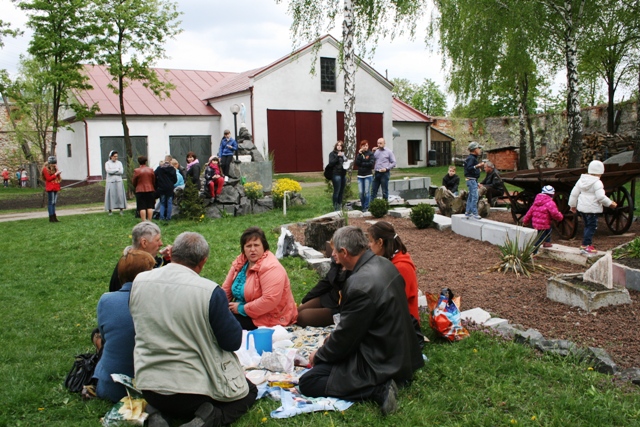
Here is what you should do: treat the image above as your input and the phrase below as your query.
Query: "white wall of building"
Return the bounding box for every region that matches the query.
[392,122,429,168]
[251,39,393,167]
[57,116,220,180]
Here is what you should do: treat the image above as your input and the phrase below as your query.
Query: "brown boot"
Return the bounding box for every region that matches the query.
[53,214,60,222]
[49,215,54,222]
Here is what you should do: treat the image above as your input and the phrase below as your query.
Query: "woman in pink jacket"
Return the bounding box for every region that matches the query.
[223,227,297,330]
[521,185,564,253]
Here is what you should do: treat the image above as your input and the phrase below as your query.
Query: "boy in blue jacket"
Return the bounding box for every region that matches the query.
[464,142,485,220]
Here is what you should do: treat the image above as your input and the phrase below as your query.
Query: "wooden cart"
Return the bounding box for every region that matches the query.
[500,163,640,239]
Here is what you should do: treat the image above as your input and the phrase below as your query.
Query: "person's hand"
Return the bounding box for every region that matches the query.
[309,350,317,366]
[160,245,172,259]
[570,207,577,213]
[610,201,618,209]
[229,302,240,314]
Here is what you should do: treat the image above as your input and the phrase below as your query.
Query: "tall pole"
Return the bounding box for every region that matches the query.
[233,113,239,162]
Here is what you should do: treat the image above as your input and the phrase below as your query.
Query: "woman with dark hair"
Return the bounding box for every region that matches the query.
[91,250,156,402]
[222,227,297,330]
[41,156,62,222]
[132,155,156,221]
[104,150,126,215]
[185,151,201,188]
[367,221,420,326]
[355,140,375,212]
[328,140,347,211]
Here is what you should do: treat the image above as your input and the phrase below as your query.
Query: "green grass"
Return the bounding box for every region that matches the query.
[1,183,639,426]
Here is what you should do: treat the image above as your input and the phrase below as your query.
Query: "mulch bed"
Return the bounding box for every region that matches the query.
[288,211,640,370]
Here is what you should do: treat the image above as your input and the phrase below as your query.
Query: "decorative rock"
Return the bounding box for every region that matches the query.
[307,258,332,277]
[301,247,325,260]
[586,347,618,374]
[483,317,509,328]
[459,307,491,324]
[616,367,640,385]
[431,214,452,231]
[217,186,240,204]
[494,323,519,339]
[533,339,578,357]
[583,251,613,289]
[513,328,544,344]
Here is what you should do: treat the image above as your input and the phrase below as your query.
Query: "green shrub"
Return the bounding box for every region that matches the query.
[179,179,205,221]
[489,234,550,278]
[410,203,435,229]
[613,237,640,259]
[369,198,389,218]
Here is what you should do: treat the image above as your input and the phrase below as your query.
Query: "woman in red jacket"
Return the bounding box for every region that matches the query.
[41,156,62,222]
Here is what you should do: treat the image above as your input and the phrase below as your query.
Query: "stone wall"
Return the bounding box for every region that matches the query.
[432,101,638,158]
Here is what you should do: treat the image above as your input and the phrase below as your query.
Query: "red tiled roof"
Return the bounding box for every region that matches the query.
[392,97,432,123]
[76,65,236,116]
[199,66,265,100]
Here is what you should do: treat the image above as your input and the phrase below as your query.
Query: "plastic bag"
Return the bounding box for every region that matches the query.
[426,288,470,342]
[276,228,298,259]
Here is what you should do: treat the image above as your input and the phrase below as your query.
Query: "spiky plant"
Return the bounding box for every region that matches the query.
[489,234,543,278]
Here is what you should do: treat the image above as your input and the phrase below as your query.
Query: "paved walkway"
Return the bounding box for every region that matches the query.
[0,202,136,223]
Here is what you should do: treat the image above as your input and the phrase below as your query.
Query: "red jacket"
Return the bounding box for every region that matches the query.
[222,251,298,327]
[521,193,563,230]
[42,167,61,192]
[391,251,420,324]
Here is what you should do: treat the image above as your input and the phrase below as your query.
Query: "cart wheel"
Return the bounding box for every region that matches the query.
[510,191,534,224]
[604,186,633,235]
[552,191,578,239]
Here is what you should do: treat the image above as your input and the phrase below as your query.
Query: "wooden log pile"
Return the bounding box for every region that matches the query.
[533,132,636,168]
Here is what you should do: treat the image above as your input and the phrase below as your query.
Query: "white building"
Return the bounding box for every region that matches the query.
[58,35,432,181]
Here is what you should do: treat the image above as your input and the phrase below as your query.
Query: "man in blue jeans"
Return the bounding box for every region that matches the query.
[371,138,396,202]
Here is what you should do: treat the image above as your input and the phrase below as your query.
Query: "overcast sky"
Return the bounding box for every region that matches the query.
[1,0,450,99]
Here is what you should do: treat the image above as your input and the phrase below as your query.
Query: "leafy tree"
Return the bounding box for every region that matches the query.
[392,77,447,116]
[92,0,182,181]
[18,0,99,157]
[277,0,425,179]
[0,20,21,48]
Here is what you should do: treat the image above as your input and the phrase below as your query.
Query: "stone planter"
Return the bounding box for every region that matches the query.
[611,242,640,292]
[547,273,631,313]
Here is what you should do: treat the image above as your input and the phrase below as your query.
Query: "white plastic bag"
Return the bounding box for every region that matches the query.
[276,228,298,259]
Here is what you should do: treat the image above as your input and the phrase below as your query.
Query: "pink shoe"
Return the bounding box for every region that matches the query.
[542,242,553,248]
[580,245,597,254]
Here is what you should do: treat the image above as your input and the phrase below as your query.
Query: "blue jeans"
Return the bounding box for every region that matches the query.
[331,174,346,210]
[160,194,173,220]
[581,213,598,246]
[358,175,372,211]
[47,191,58,215]
[465,179,479,215]
[371,171,390,201]
[533,228,552,253]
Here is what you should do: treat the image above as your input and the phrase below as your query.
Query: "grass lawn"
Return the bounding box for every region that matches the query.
[1,183,639,426]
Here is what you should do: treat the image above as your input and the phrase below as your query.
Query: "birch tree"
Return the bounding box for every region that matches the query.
[92,0,182,175]
[277,0,424,174]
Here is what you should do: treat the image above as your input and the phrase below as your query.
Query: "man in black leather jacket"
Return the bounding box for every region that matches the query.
[298,226,424,415]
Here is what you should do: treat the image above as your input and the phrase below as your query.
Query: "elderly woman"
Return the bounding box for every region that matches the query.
[222,227,297,330]
[104,150,127,215]
[92,250,156,402]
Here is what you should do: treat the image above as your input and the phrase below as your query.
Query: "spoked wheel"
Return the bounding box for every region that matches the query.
[509,191,534,224]
[604,186,633,235]
[552,191,578,239]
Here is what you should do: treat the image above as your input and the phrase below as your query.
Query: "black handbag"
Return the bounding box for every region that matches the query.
[64,352,100,393]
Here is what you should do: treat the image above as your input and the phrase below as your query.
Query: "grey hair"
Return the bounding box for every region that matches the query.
[332,226,369,256]
[484,161,495,169]
[131,221,161,249]
[171,232,210,268]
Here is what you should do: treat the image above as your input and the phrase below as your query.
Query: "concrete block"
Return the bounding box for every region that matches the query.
[431,214,451,231]
[451,214,483,240]
[347,210,364,218]
[547,273,631,312]
[484,317,509,328]
[489,207,509,212]
[237,161,273,192]
[408,177,425,190]
[584,252,613,289]
[625,267,640,291]
[388,208,412,218]
[306,258,332,277]
[406,199,437,206]
[237,155,252,163]
[314,211,343,220]
[302,247,325,260]
[393,180,410,191]
[459,307,491,324]
[480,223,508,246]
[364,220,378,225]
[539,244,603,266]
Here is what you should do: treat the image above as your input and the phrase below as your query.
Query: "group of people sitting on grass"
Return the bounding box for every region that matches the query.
[89,220,424,426]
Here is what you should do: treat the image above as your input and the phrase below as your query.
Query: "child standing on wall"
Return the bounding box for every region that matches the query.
[463,142,485,220]
[568,160,617,254]
[521,185,564,253]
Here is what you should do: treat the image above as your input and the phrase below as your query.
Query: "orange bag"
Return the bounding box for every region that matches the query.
[426,288,470,342]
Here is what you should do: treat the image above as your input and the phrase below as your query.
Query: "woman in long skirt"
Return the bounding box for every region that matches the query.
[104,150,127,215]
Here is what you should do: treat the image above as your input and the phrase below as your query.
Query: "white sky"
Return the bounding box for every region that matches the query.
[1,0,453,102]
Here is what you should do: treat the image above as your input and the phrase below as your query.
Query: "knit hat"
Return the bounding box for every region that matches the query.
[541,185,555,195]
[48,156,57,164]
[588,160,605,175]
[468,141,483,151]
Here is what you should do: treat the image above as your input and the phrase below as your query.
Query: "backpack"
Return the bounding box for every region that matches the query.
[64,352,101,393]
[323,164,333,181]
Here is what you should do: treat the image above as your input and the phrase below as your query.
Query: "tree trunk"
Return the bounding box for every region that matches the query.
[564,2,583,168]
[517,81,528,170]
[606,68,616,133]
[633,65,640,162]
[523,73,536,160]
[342,0,356,193]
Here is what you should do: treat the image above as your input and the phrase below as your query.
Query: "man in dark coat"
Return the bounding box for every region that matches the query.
[155,155,177,220]
[479,161,505,202]
[298,226,424,415]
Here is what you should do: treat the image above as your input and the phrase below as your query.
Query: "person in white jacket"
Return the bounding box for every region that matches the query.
[568,160,617,254]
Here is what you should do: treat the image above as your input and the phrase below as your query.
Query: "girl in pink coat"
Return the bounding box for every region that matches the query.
[521,185,564,252]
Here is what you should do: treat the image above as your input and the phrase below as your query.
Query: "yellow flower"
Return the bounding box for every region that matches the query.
[200,214,204,219]
[587,367,594,371]
[531,416,537,421]
[261,417,267,423]
[510,419,517,424]
[473,348,478,353]
[38,408,45,411]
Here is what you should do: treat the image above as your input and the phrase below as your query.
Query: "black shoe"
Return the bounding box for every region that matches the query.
[146,407,170,427]
[179,402,220,427]
[375,379,398,416]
